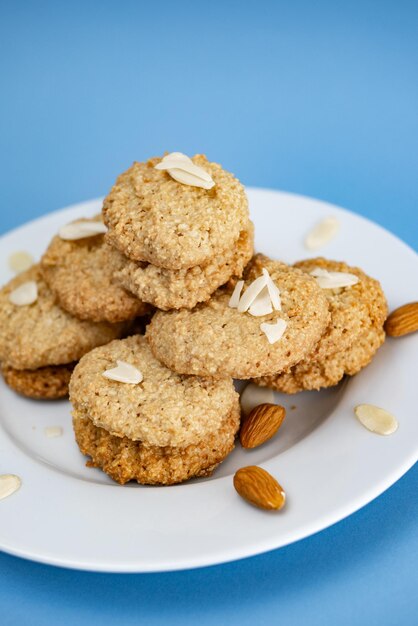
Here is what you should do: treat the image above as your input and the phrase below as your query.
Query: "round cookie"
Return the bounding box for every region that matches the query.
[0,265,130,370]
[41,219,149,323]
[102,154,249,269]
[69,335,239,448]
[115,224,254,310]
[2,363,75,399]
[146,255,330,379]
[254,258,387,393]
[73,403,240,485]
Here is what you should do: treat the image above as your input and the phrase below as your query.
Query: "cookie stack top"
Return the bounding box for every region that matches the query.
[102,153,254,310]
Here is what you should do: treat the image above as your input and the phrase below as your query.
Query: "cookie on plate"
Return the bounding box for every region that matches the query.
[115,224,254,310]
[41,217,150,323]
[102,154,250,269]
[254,258,387,393]
[0,265,131,398]
[146,255,330,379]
[70,335,240,484]
[2,363,75,400]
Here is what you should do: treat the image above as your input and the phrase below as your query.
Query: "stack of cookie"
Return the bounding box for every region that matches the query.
[70,335,240,485]
[101,153,254,310]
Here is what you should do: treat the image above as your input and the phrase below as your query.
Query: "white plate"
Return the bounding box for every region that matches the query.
[0,189,417,572]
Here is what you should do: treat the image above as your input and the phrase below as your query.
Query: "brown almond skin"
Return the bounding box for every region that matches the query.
[240,403,286,449]
[385,302,418,337]
[233,466,286,510]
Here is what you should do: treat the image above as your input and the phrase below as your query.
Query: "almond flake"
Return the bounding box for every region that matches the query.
[0,474,21,501]
[103,360,143,385]
[9,281,38,306]
[262,268,281,310]
[154,152,215,189]
[59,220,107,241]
[260,319,287,344]
[354,404,398,435]
[248,287,273,316]
[310,268,359,289]
[305,216,340,250]
[228,280,244,308]
[240,383,275,417]
[8,251,34,274]
[237,274,268,313]
[44,426,63,438]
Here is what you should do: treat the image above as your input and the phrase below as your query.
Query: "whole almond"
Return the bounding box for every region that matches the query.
[240,403,286,449]
[385,302,418,337]
[233,466,286,510]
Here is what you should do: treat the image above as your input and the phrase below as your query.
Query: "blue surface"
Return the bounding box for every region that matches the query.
[0,1,417,624]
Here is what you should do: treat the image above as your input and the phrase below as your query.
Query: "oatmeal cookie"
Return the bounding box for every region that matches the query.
[102,154,249,269]
[115,224,254,310]
[0,265,130,370]
[146,255,330,379]
[41,218,149,323]
[2,363,75,399]
[69,335,239,448]
[72,402,240,485]
[254,258,387,392]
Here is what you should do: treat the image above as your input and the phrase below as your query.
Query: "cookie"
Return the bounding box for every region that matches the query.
[2,363,75,399]
[115,224,254,310]
[254,258,387,392]
[102,154,249,269]
[41,218,149,323]
[69,335,239,448]
[0,265,130,370]
[146,255,330,379]
[73,403,239,485]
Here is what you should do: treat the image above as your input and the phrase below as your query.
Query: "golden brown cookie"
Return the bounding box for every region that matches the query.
[146,255,330,379]
[72,403,240,485]
[254,258,387,393]
[0,265,130,370]
[2,363,75,399]
[102,154,249,269]
[69,335,239,448]
[41,218,149,323]
[115,224,254,310]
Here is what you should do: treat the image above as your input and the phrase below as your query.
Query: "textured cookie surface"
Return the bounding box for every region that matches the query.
[2,363,75,399]
[102,154,249,269]
[115,224,254,310]
[254,258,387,392]
[0,266,129,370]
[41,219,149,322]
[146,255,330,379]
[73,403,240,485]
[69,335,238,448]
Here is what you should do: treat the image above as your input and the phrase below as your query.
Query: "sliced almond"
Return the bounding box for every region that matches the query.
[8,251,34,274]
[260,318,287,344]
[9,281,38,306]
[310,267,358,289]
[228,280,244,308]
[102,360,143,384]
[354,404,398,435]
[384,302,418,337]
[44,426,63,438]
[233,466,286,510]
[262,268,281,310]
[59,220,107,241]
[248,287,273,316]
[304,216,340,250]
[240,403,286,449]
[0,474,21,501]
[240,383,275,417]
[155,152,215,189]
[237,274,268,312]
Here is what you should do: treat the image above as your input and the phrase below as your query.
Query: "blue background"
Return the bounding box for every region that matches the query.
[0,1,417,624]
